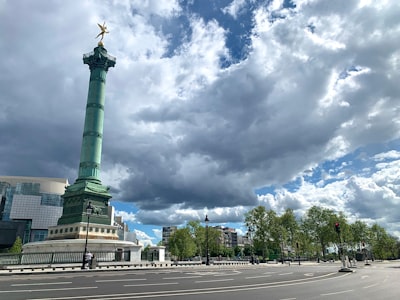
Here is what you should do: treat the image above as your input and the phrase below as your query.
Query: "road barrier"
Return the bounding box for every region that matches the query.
[0,250,131,267]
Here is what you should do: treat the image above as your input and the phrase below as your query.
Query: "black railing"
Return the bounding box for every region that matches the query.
[0,250,131,266]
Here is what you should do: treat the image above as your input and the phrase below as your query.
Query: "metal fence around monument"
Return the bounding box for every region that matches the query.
[0,250,131,266]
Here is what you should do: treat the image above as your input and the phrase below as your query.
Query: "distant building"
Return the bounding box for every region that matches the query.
[114,215,138,244]
[237,234,248,248]
[222,227,238,248]
[213,226,238,249]
[0,176,68,248]
[162,226,177,250]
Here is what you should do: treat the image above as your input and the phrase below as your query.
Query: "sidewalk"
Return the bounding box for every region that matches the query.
[0,260,255,275]
[0,261,172,275]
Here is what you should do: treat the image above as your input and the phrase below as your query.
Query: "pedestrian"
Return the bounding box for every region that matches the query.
[90,254,97,269]
[85,251,93,269]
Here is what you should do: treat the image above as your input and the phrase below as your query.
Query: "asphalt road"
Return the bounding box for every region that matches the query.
[0,261,399,300]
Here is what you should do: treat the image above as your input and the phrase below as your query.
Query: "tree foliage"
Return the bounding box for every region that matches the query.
[244,205,398,260]
[187,220,205,257]
[168,227,196,260]
[165,206,399,261]
[9,236,22,254]
[301,206,340,258]
[245,206,280,260]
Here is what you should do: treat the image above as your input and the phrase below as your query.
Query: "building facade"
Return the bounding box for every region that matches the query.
[213,226,238,249]
[162,226,177,251]
[0,176,68,247]
[222,227,238,249]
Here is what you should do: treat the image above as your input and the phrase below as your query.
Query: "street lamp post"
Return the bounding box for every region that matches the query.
[248,226,254,264]
[205,215,210,266]
[296,242,300,265]
[81,201,93,269]
[280,234,284,264]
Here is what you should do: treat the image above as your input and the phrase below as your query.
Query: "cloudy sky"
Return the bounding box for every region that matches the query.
[1,0,400,245]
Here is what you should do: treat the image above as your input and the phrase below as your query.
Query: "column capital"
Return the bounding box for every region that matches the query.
[83,46,116,71]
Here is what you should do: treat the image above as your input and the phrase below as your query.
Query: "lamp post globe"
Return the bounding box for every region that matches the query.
[205,215,210,266]
[81,201,93,269]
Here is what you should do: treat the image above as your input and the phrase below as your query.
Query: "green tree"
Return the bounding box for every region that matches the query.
[370,224,398,260]
[279,208,300,258]
[233,245,242,257]
[296,231,313,258]
[245,206,279,261]
[301,206,339,259]
[243,244,252,256]
[9,236,22,254]
[335,211,351,243]
[187,220,205,257]
[169,228,196,260]
[349,220,370,250]
[207,226,222,257]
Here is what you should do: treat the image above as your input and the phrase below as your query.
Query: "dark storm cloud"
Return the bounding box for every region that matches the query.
[99,0,400,219]
[2,0,400,235]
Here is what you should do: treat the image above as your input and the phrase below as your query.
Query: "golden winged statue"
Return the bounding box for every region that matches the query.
[96,22,109,45]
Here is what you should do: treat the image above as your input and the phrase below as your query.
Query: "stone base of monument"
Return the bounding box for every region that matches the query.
[47,222,120,240]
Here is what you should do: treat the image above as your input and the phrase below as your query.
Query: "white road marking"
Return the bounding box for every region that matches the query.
[124,282,179,287]
[12,282,72,286]
[214,270,241,277]
[0,286,97,294]
[195,278,234,283]
[96,278,146,283]
[321,289,354,296]
[279,272,293,275]
[162,276,201,280]
[246,275,272,279]
[186,271,219,275]
[363,283,378,289]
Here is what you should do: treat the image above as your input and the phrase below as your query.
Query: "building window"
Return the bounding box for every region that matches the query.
[41,193,63,206]
[32,230,48,242]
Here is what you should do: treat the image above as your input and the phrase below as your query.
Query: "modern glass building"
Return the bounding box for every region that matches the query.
[0,176,68,247]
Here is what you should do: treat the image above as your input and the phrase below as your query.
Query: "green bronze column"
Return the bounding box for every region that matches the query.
[77,46,116,182]
[57,32,116,227]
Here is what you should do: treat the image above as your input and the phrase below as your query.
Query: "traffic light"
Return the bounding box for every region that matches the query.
[334,222,341,234]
